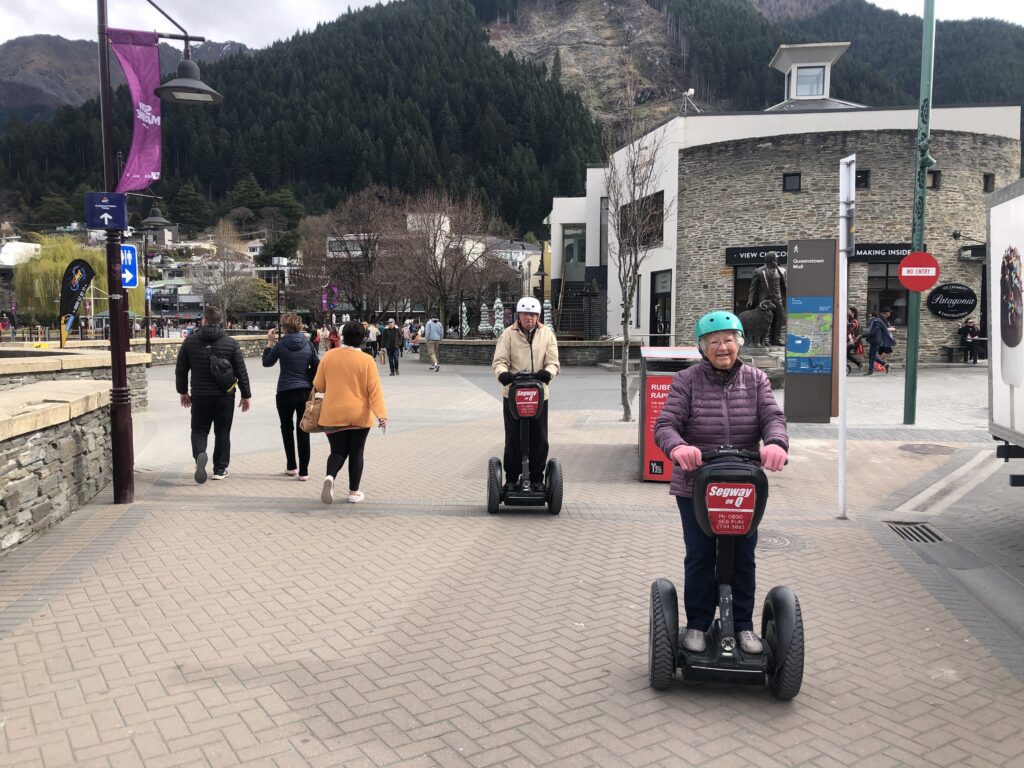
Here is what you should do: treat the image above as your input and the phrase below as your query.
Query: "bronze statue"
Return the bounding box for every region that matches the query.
[746,251,787,346]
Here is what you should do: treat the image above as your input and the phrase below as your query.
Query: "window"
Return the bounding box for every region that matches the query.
[785,71,792,99]
[635,274,642,328]
[783,173,801,193]
[927,169,942,190]
[855,170,871,189]
[867,263,908,327]
[618,190,664,250]
[600,197,609,265]
[984,173,996,193]
[795,66,825,97]
[562,225,586,264]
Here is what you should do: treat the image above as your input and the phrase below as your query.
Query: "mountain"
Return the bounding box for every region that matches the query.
[0,34,250,126]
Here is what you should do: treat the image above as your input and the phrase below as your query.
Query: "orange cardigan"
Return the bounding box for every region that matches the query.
[312,347,387,428]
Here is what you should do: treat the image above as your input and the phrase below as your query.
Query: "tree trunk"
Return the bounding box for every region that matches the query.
[620,317,632,421]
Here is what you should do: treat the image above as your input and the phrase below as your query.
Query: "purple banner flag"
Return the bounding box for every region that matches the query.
[109,29,161,193]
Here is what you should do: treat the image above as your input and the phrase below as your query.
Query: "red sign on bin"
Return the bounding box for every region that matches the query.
[705,482,757,535]
[898,251,940,292]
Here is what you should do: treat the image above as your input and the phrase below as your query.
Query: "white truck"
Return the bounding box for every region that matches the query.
[988,176,1024,484]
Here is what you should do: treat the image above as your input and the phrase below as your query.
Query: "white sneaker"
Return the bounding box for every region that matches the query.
[284,469,298,476]
[680,627,706,653]
[739,630,764,654]
[321,476,334,504]
[347,490,365,503]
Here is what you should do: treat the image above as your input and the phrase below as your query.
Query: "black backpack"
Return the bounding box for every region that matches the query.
[205,343,238,393]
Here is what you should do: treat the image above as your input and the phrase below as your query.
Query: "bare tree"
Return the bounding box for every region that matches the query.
[605,68,674,422]
[193,219,261,321]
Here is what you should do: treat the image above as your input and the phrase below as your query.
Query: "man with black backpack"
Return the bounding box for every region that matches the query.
[175,306,252,482]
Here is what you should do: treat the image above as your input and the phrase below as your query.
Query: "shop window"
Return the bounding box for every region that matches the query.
[927,169,942,190]
[984,173,996,193]
[855,170,871,189]
[783,173,801,193]
[867,262,908,327]
[563,225,586,264]
[619,190,664,249]
[795,66,825,97]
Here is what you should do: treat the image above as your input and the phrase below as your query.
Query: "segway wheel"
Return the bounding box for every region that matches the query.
[648,579,678,690]
[762,586,804,700]
[545,459,563,516]
[487,457,502,515]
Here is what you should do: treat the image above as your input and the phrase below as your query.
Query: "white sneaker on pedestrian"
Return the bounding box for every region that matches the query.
[321,476,334,504]
[284,469,298,476]
[211,470,228,480]
[347,490,364,503]
[738,630,764,654]
[680,627,706,653]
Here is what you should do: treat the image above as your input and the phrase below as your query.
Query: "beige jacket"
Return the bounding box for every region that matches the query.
[492,322,560,399]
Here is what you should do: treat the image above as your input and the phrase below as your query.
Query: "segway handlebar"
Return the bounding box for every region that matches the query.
[700,446,787,465]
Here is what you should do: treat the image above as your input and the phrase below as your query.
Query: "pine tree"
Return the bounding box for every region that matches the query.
[170,183,211,237]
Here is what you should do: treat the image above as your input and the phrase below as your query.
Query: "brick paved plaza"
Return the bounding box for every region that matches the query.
[1,359,1022,766]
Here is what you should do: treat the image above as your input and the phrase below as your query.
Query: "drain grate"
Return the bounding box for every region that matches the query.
[898,443,956,456]
[884,521,945,543]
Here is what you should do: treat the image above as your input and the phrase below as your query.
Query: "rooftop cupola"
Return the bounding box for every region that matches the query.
[766,42,865,112]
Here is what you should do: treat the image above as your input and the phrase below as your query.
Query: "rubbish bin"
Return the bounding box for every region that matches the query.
[639,346,702,481]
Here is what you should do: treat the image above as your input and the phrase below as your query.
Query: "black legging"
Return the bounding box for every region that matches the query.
[276,387,311,475]
[326,428,370,489]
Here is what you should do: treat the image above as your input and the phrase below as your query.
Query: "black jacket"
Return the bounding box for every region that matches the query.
[381,326,403,350]
[175,324,252,398]
[262,331,317,392]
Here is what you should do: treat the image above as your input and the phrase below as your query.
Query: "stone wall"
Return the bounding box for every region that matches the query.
[675,128,1020,362]
[415,339,640,366]
[62,333,268,365]
[0,381,111,552]
[0,351,150,408]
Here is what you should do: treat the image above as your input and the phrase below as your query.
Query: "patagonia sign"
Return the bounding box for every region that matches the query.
[927,282,978,320]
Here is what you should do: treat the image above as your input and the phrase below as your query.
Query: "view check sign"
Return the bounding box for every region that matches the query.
[120,244,139,288]
[898,251,940,292]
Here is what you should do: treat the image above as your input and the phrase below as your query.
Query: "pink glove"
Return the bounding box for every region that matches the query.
[760,444,788,472]
[670,445,703,472]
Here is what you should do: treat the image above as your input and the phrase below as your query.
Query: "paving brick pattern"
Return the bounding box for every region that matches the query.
[1,360,1022,766]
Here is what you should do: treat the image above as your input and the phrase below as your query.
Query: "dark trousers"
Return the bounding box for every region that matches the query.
[387,347,400,372]
[677,496,757,632]
[326,428,370,490]
[190,394,235,473]
[502,399,548,483]
[963,340,979,363]
[868,342,885,373]
[276,387,311,475]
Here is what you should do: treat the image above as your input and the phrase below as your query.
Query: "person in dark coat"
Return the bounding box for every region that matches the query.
[653,310,788,656]
[175,306,252,482]
[263,313,318,479]
[862,309,893,375]
[381,318,403,375]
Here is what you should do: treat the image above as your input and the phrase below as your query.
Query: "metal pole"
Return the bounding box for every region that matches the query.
[903,0,936,425]
[98,0,134,503]
[144,234,152,360]
[838,155,856,521]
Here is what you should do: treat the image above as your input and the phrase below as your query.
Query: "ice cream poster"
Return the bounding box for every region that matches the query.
[989,191,1024,438]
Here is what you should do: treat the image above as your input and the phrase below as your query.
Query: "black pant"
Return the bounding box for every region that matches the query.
[502,398,548,483]
[276,387,311,475]
[387,347,400,372]
[326,428,370,490]
[190,394,235,473]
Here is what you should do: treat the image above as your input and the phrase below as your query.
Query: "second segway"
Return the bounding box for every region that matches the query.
[487,372,562,515]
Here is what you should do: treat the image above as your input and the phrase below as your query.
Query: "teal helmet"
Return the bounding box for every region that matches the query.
[694,310,744,343]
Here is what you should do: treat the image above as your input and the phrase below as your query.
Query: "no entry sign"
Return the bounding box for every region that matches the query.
[898,251,940,292]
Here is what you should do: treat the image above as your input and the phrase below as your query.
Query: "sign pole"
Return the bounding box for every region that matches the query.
[904,0,937,425]
[838,155,856,521]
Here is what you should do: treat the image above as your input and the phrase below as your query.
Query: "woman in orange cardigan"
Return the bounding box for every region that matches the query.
[312,320,388,504]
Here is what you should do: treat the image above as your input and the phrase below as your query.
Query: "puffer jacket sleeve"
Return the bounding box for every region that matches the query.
[174,340,191,395]
[755,369,788,450]
[653,369,692,457]
[231,340,252,399]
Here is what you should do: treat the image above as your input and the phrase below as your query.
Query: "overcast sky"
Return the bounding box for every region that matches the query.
[0,0,1021,48]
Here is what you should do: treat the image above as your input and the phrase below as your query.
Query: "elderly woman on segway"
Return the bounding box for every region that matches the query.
[653,310,789,656]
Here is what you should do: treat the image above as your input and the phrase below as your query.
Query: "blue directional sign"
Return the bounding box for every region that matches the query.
[145,287,153,301]
[84,192,128,230]
[120,244,139,288]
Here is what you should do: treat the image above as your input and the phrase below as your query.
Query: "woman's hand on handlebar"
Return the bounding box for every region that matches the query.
[760,444,788,472]
[670,444,703,471]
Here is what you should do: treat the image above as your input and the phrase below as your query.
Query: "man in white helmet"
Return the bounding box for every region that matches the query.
[492,296,560,492]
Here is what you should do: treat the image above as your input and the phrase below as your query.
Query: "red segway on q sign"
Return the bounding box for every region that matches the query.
[487,372,563,515]
[648,447,804,699]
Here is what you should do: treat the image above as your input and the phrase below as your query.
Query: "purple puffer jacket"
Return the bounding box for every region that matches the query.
[653,359,788,498]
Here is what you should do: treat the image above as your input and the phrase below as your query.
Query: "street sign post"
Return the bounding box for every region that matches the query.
[120,244,139,288]
[899,251,940,292]
[84,192,127,230]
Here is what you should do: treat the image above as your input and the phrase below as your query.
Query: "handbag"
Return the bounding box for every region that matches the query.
[299,389,324,433]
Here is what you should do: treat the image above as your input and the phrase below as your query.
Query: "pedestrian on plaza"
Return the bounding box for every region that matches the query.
[313,320,387,505]
[653,310,788,656]
[862,309,892,375]
[424,315,444,371]
[175,306,252,483]
[328,325,341,349]
[958,318,981,364]
[263,313,319,480]
[382,317,403,375]
[847,306,863,372]
[364,320,381,361]
[492,297,560,492]
[402,321,412,354]
[309,323,322,352]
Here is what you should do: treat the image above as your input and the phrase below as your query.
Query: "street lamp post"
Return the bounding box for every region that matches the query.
[271,256,288,317]
[97,0,221,503]
[534,259,548,324]
[140,205,171,360]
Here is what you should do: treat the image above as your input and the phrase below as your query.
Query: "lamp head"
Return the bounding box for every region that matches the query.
[155,58,223,105]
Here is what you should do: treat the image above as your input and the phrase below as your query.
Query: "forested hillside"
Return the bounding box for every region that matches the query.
[0,0,601,234]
